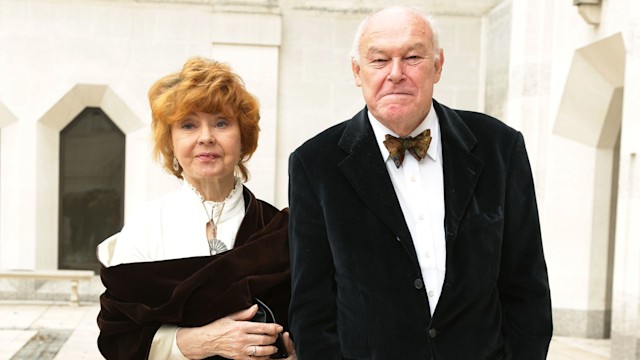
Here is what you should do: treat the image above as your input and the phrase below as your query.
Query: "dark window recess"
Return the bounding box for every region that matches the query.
[59,107,125,271]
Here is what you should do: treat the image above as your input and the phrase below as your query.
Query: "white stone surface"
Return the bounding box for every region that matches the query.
[0,329,37,360]
[0,0,639,354]
[610,0,640,356]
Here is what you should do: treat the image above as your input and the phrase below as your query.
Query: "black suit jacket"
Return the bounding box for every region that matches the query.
[288,100,552,360]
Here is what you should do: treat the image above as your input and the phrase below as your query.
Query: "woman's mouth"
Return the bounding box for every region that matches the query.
[196,153,219,160]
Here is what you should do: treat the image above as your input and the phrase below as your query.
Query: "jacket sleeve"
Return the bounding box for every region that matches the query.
[288,151,343,359]
[499,132,553,358]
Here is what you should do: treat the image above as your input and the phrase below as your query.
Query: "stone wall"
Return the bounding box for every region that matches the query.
[1,0,640,357]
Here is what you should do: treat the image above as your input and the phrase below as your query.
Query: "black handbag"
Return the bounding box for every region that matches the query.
[251,298,288,358]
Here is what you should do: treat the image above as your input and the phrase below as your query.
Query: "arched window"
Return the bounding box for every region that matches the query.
[59,107,125,271]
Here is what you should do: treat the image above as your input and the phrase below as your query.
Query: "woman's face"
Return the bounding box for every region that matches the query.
[171,111,242,186]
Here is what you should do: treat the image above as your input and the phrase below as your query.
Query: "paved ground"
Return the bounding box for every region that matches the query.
[0,302,611,360]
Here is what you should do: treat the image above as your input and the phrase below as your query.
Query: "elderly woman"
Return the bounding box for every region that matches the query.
[97,57,294,360]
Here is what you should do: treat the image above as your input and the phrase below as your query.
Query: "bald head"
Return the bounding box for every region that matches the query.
[350,6,441,64]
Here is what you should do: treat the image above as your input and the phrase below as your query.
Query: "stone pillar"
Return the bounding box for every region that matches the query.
[546,31,625,338]
[0,120,38,270]
[0,105,27,269]
[610,0,640,356]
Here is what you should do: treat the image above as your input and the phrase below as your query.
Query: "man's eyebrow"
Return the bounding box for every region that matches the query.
[364,47,386,57]
[407,43,429,53]
[365,42,429,57]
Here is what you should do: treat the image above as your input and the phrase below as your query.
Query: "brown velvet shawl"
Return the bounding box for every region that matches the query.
[97,188,290,360]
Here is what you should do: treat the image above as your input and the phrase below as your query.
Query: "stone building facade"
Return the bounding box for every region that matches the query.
[0,0,638,357]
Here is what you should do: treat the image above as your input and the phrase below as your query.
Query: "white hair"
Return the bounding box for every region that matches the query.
[350,6,441,64]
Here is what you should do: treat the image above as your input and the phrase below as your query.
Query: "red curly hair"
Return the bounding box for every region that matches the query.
[149,57,260,181]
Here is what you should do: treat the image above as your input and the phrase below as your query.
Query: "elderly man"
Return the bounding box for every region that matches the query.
[287,5,552,360]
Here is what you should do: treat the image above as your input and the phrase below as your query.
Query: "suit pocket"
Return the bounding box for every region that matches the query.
[456,207,504,287]
[467,206,503,230]
[484,345,506,360]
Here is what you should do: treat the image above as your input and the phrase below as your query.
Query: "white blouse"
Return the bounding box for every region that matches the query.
[110,179,245,266]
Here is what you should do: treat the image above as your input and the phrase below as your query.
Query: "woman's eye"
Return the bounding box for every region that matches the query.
[181,122,195,130]
[215,119,228,128]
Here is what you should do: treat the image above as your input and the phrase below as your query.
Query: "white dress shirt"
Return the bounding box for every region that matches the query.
[108,179,246,360]
[369,107,447,315]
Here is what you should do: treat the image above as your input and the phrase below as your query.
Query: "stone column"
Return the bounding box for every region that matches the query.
[610,0,640,357]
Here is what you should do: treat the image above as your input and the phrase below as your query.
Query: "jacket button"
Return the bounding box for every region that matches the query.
[414,279,424,289]
[428,328,437,338]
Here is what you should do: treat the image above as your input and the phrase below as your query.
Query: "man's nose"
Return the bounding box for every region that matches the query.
[387,59,405,83]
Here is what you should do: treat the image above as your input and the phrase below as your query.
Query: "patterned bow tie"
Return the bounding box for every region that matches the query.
[383,129,432,168]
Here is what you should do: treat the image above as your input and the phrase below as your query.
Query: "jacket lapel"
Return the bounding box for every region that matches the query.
[336,103,483,266]
[433,101,484,245]
[337,109,418,262]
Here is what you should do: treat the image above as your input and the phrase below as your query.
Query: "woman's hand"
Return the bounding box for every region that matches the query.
[176,305,284,360]
[282,331,297,360]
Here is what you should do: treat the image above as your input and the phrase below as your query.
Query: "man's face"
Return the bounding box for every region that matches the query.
[352,9,443,136]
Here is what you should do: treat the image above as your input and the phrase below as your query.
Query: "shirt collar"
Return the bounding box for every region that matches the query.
[368,103,441,163]
[180,178,245,223]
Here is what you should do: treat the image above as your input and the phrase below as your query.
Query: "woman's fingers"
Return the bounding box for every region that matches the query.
[243,332,279,346]
[244,344,279,359]
[282,332,297,359]
[228,304,259,321]
[225,307,283,335]
[186,310,285,359]
[244,321,284,336]
[283,332,296,356]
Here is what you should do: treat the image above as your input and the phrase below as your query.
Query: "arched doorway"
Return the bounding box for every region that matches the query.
[58,107,125,271]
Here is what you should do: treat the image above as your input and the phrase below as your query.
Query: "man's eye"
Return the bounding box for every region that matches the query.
[405,56,423,64]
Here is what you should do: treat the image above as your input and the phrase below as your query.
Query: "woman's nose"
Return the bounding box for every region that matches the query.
[198,126,214,143]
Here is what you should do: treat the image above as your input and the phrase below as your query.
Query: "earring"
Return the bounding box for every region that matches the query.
[172,157,180,172]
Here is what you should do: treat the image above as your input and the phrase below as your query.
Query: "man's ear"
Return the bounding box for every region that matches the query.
[434,49,444,83]
[351,59,362,87]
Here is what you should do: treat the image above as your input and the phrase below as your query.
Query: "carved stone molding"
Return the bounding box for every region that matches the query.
[573,0,602,25]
